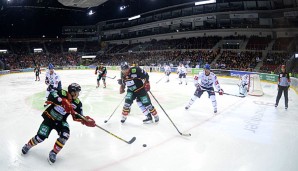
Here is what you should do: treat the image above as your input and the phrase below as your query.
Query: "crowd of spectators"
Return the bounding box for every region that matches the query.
[260,52,290,73]
[0,52,80,70]
[0,36,293,73]
[215,50,261,71]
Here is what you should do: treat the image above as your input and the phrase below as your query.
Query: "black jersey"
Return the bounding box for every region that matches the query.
[121,67,149,92]
[43,89,83,122]
[95,66,107,76]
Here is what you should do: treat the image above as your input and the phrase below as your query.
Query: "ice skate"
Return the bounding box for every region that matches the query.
[21,144,31,155]
[143,114,153,124]
[48,150,57,164]
[154,115,159,123]
[120,116,127,123]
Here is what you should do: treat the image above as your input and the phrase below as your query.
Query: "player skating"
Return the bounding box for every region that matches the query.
[185,64,224,113]
[95,62,107,88]
[44,63,62,107]
[118,62,159,124]
[21,83,96,164]
[177,63,187,85]
[164,64,171,82]
[34,65,41,81]
[239,74,249,96]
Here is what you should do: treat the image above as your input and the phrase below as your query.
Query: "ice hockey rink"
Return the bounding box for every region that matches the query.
[0,69,298,171]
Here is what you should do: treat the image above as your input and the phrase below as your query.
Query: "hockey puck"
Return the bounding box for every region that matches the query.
[104,120,107,123]
[143,144,147,147]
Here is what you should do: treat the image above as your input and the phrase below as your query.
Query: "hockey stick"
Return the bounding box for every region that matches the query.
[106,76,116,79]
[201,88,245,98]
[104,96,125,123]
[156,76,165,84]
[149,91,191,136]
[76,114,136,144]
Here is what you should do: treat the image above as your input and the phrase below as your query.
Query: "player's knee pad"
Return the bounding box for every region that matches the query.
[210,95,216,102]
[210,95,217,107]
[190,96,198,104]
[60,132,70,141]
[122,103,131,116]
[58,137,68,145]
[34,135,45,144]
[146,105,157,116]
[137,101,148,115]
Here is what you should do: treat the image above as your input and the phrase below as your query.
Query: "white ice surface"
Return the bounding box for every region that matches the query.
[0,70,298,171]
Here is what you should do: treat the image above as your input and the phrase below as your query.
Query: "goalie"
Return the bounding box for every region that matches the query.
[239,74,249,96]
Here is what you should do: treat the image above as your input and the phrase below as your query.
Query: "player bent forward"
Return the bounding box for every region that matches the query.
[119,62,159,124]
[21,83,96,164]
[185,64,224,113]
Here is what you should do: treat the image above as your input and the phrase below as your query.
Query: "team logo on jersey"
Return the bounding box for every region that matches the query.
[71,104,77,109]
[131,74,137,78]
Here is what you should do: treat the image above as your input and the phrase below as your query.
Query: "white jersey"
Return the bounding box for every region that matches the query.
[194,72,221,90]
[240,74,249,86]
[164,66,171,73]
[177,66,187,75]
[45,69,61,89]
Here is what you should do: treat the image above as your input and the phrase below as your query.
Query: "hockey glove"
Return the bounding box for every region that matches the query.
[117,79,123,85]
[81,116,96,127]
[195,83,202,89]
[46,85,54,91]
[218,89,224,95]
[120,85,125,94]
[144,81,150,92]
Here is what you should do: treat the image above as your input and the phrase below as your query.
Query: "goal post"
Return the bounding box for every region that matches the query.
[248,74,264,96]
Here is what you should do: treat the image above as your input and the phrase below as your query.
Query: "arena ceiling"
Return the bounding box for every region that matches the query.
[0,0,229,38]
[58,0,108,8]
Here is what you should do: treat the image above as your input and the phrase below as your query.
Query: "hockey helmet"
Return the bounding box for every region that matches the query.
[204,64,211,70]
[120,62,129,70]
[48,63,54,70]
[68,83,81,93]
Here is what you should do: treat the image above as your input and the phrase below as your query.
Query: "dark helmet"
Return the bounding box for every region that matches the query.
[120,62,129,70]
[48,63,54,69]
[68,83,81,93]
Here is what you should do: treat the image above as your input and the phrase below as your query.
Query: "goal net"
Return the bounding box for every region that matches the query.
[248,74,264,96]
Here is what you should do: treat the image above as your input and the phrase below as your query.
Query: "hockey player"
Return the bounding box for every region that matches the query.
[44,63,62,107]
[239,74,249,96]
[164,64,171,82]
[21,83,96,164]
[95,63,107,88]
[118,62,159,124]
[185,64,224,113]
[34,65,41,81]
[177,63,187,85]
